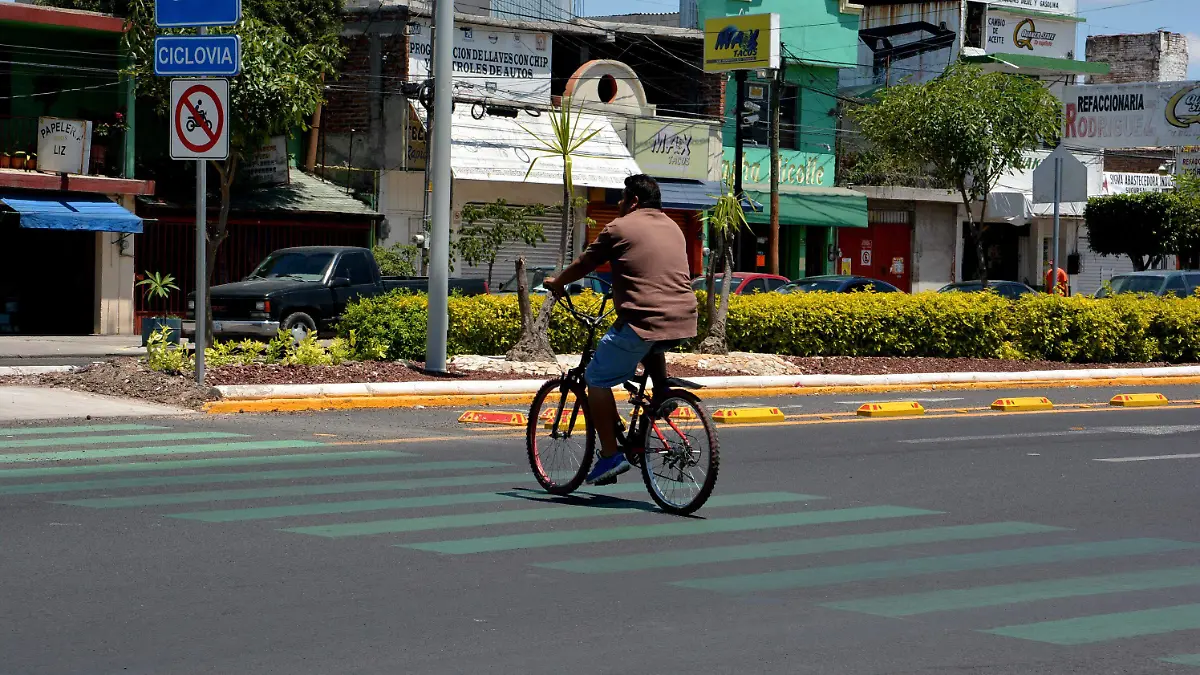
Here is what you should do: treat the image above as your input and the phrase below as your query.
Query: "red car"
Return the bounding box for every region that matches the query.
[691,273,791,295]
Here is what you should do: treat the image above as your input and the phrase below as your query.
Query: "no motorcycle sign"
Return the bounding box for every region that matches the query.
[170,78,229,160]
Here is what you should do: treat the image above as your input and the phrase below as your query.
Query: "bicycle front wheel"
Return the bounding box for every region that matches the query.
[527,377,594,495]
[640,390,719,516]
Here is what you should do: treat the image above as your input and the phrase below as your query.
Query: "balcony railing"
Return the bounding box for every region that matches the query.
[0,115,126,178]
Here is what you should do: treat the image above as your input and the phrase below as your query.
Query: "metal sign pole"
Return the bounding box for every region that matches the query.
[425,0,453,372]
[194,26,208,384]
[1051,156,1062,296]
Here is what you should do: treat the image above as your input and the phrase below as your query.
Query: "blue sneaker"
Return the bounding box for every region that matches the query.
[586,453,631,484]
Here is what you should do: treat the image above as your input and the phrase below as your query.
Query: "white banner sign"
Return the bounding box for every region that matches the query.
[243,136,289,186]
[985,0,1076,15]
[1063,81,1200,150]
[986,10,1075,59]
[408,21,552,105]
[1101,172,1174,195]
[37,117,92,175]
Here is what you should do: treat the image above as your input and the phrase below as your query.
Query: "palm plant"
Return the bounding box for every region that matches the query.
[697,178,748,354]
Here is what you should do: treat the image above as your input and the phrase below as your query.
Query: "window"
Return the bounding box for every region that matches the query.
[335,252,374,286]
[249,251,333,282]
[741,278,768,294]
[1187,274,1200,295]
[1163,274,1188,297]
[764,278,789,291]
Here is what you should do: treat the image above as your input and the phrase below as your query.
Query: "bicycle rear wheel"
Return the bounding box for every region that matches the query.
[640,390,719,516]
[527,377,594,495]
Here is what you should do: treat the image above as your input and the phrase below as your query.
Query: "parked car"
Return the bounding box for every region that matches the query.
[494,266,610,295]
[1095,270,1200,298]
[691,273,791,295]
[776,275,902,294]
[185,246,488,339]
[938,280,1036,300]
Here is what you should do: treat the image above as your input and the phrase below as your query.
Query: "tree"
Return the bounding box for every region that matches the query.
[1085,179,1200,270]
[373,243,422,277]
[456,201,548,288]
[697,178,747,355]
[120,0,344,341]
[506,98,600,362]
[851,62,1061,287]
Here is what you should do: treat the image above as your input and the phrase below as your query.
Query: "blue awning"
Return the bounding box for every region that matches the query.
[659,180,722,211]
[1,194,142,233]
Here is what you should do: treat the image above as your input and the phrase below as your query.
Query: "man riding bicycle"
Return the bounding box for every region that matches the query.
[544,174,699,485]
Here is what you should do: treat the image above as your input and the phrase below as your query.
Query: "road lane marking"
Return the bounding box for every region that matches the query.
[1096,453,1200,463]
[285,492,816,538]
[0,432,244,450]
[58,463,516,507]
[0,459,505,496]
[836,398,965,405]
[0,450,409,479]
[0,424,167,437]
[824,566,1200,617]
[537,522,1064,574]
[985,603,1200,645]
[674,539,1200,593]
[0,440,327,465]
[901,425,1200,444]
[171,484,649,522]
[405,506,936,555]
[1161,655,1200,666]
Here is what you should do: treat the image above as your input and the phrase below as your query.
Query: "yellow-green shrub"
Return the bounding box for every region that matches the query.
[336,289,1200,364]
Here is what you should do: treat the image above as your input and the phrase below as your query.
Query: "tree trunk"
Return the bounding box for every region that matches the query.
[505,256,555,362]
[959,187,988,289]
[557,179,571,271]
[486,261,494,290]
[203,156,238,342]
[698,238,734,354]
[703,235,719,336]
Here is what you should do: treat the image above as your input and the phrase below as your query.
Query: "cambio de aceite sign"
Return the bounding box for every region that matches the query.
[408,21,552,104]
[1063,81,1200,149]
[170,78,229,160]
[985,10,1074,59]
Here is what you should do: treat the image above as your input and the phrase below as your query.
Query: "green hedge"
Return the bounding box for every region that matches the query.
[337,290,1200,364]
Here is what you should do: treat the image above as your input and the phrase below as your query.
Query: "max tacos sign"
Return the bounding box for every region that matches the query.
[1063,81,1200,150]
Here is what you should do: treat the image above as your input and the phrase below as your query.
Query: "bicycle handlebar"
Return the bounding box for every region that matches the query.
[557,275,614,327]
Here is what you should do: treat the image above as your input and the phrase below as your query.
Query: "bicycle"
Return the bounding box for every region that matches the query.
[526,277,720,516]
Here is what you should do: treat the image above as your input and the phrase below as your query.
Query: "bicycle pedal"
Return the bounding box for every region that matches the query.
[593,476,618,486]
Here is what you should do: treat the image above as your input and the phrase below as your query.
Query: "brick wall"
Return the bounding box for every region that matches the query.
[698,72,725,121]
[324,32,409,134]
[1086,31,1190,84]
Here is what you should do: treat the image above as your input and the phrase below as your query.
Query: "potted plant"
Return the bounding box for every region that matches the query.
[12,151,26,171]
[26,153,36,172]
[136,271,182,346]
[0,153,11,169]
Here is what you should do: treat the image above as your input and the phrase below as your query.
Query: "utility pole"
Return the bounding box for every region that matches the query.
[194,25,207,385]
[733,69,747,272]
[425,0,453,372]
[768,63,782,276]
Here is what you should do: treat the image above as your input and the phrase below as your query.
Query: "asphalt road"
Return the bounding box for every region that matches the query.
[2,386,1200,674]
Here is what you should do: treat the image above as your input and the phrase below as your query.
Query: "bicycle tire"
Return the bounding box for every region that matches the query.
[640,390,720,516]
[527,377,594,495]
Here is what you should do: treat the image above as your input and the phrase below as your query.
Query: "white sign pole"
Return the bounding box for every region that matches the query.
[1051,156,1062,295]
[194,26,208,384]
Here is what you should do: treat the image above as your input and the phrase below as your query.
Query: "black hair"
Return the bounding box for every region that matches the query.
[623,174,662,210]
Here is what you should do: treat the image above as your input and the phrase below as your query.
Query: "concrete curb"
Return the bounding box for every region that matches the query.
[0,365,76,376]
[203,366,1200,414]
[214,366,1200,401]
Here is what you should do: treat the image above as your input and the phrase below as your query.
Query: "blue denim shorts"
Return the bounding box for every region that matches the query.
[585,323,675,388]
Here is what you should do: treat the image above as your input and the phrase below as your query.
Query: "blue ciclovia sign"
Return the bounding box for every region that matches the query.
[154,36,241,77]
[156,0,242,28]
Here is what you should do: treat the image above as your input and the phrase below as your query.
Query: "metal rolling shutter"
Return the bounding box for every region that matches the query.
[1074,232,1134,296]
[456,204,572,283]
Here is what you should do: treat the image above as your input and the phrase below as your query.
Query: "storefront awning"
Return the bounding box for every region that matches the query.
[412,104,641,190]
[659,179,722,211]
[961,53,1110,78]
[0,194,142,233]
[742,185,868,229]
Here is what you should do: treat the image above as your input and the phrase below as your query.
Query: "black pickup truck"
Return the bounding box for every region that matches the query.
[184,246,487,339]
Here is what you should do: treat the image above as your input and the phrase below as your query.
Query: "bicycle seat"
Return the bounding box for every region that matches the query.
[664,377,704,390]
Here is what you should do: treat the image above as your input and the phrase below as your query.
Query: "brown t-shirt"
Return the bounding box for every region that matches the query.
[577,208,698,341]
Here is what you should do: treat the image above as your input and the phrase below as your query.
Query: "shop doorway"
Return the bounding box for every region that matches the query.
[804,226,829,278]
[837,221,912,291]
[961,222,1021,283]
[0,223,96,335]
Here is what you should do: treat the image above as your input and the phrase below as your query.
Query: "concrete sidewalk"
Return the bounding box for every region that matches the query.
[0,336,142,360]
[0,387,192,423]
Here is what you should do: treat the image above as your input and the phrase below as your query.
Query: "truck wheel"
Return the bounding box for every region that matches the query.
[281,312,317,335]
